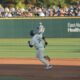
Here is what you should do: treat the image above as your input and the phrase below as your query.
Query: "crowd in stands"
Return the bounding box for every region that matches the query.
[0,1,80,17]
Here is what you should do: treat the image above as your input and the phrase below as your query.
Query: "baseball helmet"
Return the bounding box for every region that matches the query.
[30,30,35,36]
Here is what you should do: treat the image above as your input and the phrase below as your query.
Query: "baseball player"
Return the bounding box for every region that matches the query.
[36,22,51,61]
[28,30,52,69]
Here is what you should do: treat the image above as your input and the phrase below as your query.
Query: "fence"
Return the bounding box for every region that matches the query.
[0,17,80,38]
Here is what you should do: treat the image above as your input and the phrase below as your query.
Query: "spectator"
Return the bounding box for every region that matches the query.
[36,7,45,16]
[0,2,80,17]
[9,6,16,17]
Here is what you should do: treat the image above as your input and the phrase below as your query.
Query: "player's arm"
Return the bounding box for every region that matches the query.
[37,22,45,34]
[28,41,33,48]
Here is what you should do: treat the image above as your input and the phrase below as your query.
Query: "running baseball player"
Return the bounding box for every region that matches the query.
[36,22,51,61]
[28,30,52,69]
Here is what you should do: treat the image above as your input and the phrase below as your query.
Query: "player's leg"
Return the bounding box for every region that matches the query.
[36,49,52,69]
[44,55,51,62]
[36,49,49,66]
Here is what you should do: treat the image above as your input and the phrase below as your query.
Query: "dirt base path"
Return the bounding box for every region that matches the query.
[0,58,80,80]
[0,58,80,66]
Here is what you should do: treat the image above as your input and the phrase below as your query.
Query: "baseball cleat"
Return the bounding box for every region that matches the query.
[45,65,53,70]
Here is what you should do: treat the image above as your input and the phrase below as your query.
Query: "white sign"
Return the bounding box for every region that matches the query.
[68,22,80,32]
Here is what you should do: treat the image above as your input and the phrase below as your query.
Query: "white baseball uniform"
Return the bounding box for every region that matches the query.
[30,33,49,66]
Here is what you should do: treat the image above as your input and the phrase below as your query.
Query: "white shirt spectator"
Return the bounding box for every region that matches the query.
[8,12,12,17]
[10,7,16,13]
[20,8,25,13]
[4,7,10,12]
[39,11,45,16]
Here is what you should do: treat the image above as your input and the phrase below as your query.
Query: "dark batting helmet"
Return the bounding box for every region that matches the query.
[30,30,35,36]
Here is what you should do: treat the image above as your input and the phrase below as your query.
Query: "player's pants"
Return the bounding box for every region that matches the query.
[36,48,49,66]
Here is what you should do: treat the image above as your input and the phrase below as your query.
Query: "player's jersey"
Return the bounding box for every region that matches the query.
[30,34,44,50]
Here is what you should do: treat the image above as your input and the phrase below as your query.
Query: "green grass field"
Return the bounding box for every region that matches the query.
[0,38,80,58]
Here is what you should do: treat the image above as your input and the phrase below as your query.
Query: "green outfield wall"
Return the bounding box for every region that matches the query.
[0,17,80,38]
